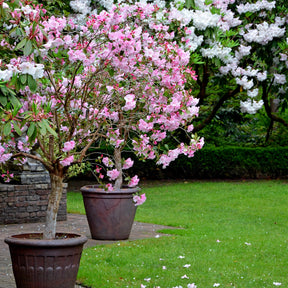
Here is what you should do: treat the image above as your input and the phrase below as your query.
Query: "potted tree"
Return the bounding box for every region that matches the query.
[76,3,204,240]
[0,0,204,286]
[0,2,90,288]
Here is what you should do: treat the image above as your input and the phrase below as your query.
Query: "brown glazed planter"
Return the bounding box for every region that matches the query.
[80,185,139,240]
[4,233,87,288]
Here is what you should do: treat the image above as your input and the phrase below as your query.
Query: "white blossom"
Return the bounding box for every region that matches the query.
[243,22,285,45]
[168,7,193,27]
[240,99,264,114]
[18,62,44,79]
[236,76,254,90]
[273,74,286,85]
[201,44,233,64]
[98,0,114,10]
[247,89,259,98]
[256,71,267,82]
[218,10,242,31]
[235,45,251,60]
[191,10,221,30]
[0,69,13,81]
[237,0,276,14]
[184,27,204,52]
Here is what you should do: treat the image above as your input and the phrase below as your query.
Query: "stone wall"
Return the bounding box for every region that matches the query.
[0,183,67,225]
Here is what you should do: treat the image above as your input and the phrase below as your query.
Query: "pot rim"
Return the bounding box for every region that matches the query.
[4,232,88,247]
[80,185,140,194]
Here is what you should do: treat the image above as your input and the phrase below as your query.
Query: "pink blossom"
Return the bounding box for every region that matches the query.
[107,169,120,181]
[17,141,30,153]
[187,124,194,132]
[123,94,136,111]
[123,158,134,170]
[129,175,139,187]
[102,157,114,167]
[106,183,114,192]
[60,155,74,167]
[115,139,124,148]
[0,145,12,164]
[133,193,146,206]
[138,119,153,132]
[62,141,75,152]
[1,171,14,183]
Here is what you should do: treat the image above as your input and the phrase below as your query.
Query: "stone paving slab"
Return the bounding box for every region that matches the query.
[0,214,174,288]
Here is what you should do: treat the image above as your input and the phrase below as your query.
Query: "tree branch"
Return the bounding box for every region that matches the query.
[11,152,54,172]
[193,85,241,133]
[262,81,288,128]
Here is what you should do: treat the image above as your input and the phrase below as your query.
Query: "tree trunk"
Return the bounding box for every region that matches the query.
[114,147,123,190]
[43,173,64,239]
[194,85,241,132]
[265,120,274,144]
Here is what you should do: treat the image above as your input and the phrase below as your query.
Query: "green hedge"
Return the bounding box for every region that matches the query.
[130,147,288,179]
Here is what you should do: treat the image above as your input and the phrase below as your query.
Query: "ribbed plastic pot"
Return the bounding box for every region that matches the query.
[80,185,139,240]
[4,233,87,288]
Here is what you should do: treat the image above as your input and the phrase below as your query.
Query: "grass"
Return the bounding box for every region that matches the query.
[67,180,288,288]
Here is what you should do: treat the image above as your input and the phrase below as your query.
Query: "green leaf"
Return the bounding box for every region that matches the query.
[44,102,52,113]
[20,74,27,85]
[42,119,58,138]
[204,0,213,5]
[15,27,23,37]
[9,94,21,109]
[108,68,115,77]
[27,75,37,92]
[15,38,27,51]
[12,121,22,136]
[185,0,195,9]
[38,121,47,136]
[31,101,38,113]
[3,121,11,136]
[24,40,33,56]
[27,123,36,138]
[0,96,7,106]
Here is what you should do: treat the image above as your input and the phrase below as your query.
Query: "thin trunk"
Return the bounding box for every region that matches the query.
[43,173,63,239]
[262,82,288,128]
[114,147,123,190]
[197,63,209,106]
[265,120,274,144]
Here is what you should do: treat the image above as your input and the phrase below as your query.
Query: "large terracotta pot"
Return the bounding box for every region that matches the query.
[80,185,139,240]
[4,233,87,288]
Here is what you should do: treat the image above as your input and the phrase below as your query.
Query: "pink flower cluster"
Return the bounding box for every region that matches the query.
[128,175,139,188]
[60,155,74,167]
[62,141,75,152]
[107,169,120,181]
[133,193,146,206]
[1,171,14,183]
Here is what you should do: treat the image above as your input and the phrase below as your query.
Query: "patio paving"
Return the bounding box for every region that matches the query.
[0,213,175,288]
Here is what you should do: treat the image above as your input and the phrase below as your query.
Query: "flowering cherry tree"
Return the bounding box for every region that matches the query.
[0,1,204,239]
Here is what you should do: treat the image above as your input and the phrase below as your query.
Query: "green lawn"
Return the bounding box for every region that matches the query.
[67,180,288,288]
